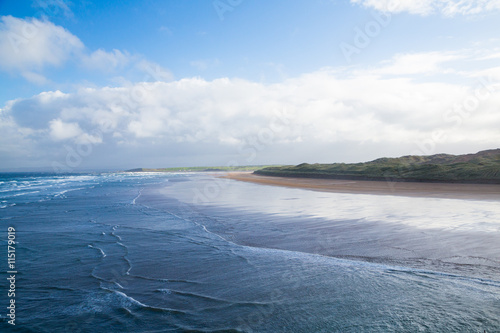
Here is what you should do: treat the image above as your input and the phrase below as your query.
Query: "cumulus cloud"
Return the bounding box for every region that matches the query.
[351,0,500,16]
[0,16,84,72]
[0,16,173,85]
[49,119,83,140]
[0,108,37,156]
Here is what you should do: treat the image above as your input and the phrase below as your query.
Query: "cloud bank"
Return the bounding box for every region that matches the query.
[1,50,499,170]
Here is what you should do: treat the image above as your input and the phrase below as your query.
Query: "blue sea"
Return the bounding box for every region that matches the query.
[0,172,499,332]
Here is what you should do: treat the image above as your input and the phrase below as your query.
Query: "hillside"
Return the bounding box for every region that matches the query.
[254,149,500,184]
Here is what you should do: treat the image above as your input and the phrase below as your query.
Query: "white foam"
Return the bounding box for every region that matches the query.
[0,203,16,209]
[88,244,107,258]
[157,289,172,294]
[131,188,144,205]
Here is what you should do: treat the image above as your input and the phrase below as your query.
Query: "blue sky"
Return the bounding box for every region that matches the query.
[1,0,500,170]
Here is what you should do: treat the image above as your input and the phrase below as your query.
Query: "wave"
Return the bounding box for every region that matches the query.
[100,286,191,316]
[54,187,85,198]
[155,288,273,307]
[0,174,100,208]
[111,231,122,241]
[0,203,16,209]
[40,286,77,292]
[174,200,500,292]
[0,190,40,198]
[238,242,500,291]
[131,188,144,205]
[184,213,500,293]
[127,274,203,285]
[88,244,107,258]
[383,266,500,290]
[173,327,243,333]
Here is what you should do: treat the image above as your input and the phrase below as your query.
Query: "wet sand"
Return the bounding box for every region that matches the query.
[222,172,500,200]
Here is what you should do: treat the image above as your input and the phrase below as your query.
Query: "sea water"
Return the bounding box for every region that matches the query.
[0,172,499,332]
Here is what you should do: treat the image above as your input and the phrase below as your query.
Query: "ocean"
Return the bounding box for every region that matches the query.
[0,172,499,332]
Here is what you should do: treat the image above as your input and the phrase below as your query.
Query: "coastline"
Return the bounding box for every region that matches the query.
[222,172,500,200]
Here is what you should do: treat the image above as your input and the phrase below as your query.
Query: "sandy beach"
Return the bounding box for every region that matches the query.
[222,172,500,200]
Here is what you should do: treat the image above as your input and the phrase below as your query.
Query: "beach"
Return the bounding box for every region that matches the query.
[222,172,500,200]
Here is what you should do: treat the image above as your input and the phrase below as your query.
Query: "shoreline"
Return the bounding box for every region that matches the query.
[222,172,500,200]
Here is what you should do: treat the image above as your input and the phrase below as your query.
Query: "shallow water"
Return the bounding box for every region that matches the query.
[0,172,499,332]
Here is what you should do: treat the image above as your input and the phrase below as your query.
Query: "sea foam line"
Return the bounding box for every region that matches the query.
[0,203,16,209]
[100,286,190,315]
[88,244,107,258]
[131,188,144,205]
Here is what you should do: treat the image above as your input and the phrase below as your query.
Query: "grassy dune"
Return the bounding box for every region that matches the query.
[254,149,500,184]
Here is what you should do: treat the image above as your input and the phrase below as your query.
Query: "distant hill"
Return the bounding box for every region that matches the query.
[254,149,500,184]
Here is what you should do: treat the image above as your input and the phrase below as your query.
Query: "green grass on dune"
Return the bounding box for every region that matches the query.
[254,149,500,184]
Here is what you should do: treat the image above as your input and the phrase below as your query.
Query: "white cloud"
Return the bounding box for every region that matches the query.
[0,16,84,72]
[135,60,174,82]
[21,71,50,85]
[81,49,131,71]
[49,119,83,140]
[477,50,500,60]
[351,0,500,16]
[0,107,37,156]
[33,0,74,19]
[367,51,462,75]
[48,118,103,145]
[351,0,436,15]
[1,50,499,168]
[0,16,173,85]
[75,132,103,145]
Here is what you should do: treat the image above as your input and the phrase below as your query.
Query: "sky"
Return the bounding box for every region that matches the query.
[0,0,500,171]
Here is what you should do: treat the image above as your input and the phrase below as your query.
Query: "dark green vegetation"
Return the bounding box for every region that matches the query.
[126,165,280,173]
[254,149,500,184]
